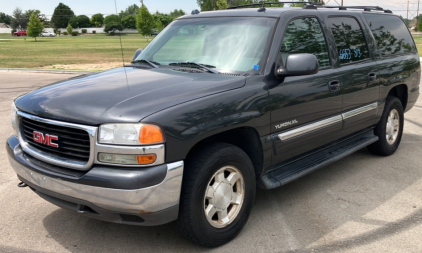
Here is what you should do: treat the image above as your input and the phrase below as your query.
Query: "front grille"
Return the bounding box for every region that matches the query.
[21,117,90,163]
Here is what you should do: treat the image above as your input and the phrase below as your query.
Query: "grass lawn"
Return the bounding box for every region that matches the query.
[0,34,151,69]
[412,35,422,55]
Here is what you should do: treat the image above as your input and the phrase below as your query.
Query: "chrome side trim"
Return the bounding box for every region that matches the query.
[9,147,184,213]
[94,143,165,167]
[277,102,378,142]
[278,115,342,141]
[342,102,378,120]
[17,111,97,171]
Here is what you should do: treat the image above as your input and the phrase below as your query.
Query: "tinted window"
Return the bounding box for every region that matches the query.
[329,17,370,65]
[364,14,417,57]
[280,17,330,68]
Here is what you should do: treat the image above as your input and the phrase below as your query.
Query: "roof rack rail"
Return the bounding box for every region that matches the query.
[227,2,319,10]
[304,4,393,13]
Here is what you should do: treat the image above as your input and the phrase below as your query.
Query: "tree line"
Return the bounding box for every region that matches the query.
[0,2,185,32]
[196,0,316,11]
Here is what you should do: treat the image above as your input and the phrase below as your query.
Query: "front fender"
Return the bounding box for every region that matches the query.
[141,85,270,163]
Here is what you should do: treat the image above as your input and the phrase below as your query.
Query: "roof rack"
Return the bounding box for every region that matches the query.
[304,4,393,13]
[227,2,319,10]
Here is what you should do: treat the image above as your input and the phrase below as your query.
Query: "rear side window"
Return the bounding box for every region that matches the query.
[329,17,370,65]
[280,17,330,68]
[364,14,417,57]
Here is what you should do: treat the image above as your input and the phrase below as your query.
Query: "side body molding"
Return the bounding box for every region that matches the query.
[277,102,378,142]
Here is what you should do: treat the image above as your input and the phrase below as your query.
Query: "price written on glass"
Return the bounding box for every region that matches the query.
[339,48,362,60]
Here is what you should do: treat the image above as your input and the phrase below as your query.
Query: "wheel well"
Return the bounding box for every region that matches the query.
[185,127,264,178]
[387,84,408,111]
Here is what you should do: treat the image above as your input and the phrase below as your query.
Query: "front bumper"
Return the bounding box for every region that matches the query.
[6,135,184,226]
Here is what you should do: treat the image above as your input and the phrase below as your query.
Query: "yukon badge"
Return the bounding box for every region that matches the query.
[33,131,59,148]
[275,120,298,130]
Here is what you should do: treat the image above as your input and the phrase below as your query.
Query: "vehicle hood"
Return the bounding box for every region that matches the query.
[15,67,246,125]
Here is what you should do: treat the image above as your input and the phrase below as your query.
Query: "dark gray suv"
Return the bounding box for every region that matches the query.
[7,3,420,247]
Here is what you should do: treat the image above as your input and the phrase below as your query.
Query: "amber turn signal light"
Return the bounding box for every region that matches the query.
[137,154,157,164]
[139,125,164,144]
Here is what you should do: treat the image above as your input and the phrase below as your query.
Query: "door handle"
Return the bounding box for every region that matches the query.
[328,80,340,92]
[368,72,377,82]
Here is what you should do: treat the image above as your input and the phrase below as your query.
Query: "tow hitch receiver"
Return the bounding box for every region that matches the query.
[18,182,28,188]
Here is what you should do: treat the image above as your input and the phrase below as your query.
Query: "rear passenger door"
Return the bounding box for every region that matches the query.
[324,14,380,137]
[270,15,342,166]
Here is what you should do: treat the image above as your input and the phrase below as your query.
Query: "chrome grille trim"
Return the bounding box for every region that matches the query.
[17,111,97,171]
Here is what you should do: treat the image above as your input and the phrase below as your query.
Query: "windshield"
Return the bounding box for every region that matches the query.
[136,17,277,72]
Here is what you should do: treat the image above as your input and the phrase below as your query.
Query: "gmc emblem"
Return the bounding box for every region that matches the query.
[33,131,59,148]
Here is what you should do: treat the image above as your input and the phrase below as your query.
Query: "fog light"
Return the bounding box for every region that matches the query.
[98,153,156,165]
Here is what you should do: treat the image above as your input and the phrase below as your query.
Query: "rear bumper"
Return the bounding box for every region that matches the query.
[7,135,184,226]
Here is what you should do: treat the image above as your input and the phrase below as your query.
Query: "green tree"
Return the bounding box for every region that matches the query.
[155,19,164,32]
[119,4,140,18]
[137,5,154,36]
[27,14,44,41]
[216,0,229,9]
[104,22,123,34]
[152,12,174,27]
[122,15,137,29]
[66,23,73,36]
[197,0,213,11]
[11,7,27,29]
[290,0,306,7]
[51,3,75,29]
[169,9,186,18]
[0,12,13,25]
[104,14,120,25]
[25,10,50,27]
[198,0,285,10]
[90,13,104,27]
[77,15,91,27]
[68,16,79,28]
[418,16,422,32]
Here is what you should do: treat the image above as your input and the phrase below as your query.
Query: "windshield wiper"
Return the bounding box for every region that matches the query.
[131,59,160,68]
[169,62,220,74]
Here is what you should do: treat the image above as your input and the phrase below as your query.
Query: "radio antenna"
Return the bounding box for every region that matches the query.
[114,0,130,90]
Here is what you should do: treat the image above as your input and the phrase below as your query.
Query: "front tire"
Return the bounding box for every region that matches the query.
[368,96,404,156]
[177,143,256,247]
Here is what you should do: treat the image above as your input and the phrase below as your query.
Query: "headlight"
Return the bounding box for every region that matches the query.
[99,123,164,145]
[11,103,18,136]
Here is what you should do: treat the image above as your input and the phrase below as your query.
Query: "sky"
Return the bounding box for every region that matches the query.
[0,0,419,19]
[1,0,199,17]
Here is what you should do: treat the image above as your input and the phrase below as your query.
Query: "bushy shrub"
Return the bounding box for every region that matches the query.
[63,32,68,35]
[57,30,61,35]
[71,31,79,36]
[11,29,16,35]
[109,31,115,36]
[81,29,87,34]
[92,30,96,34]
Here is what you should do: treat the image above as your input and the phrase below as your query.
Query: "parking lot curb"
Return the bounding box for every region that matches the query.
[0,68,93,75]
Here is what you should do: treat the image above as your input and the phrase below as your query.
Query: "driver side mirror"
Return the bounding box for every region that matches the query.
[133,48,143,61]
[276,53,319,78]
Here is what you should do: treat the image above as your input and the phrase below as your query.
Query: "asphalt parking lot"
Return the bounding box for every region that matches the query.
[0,71,421,253]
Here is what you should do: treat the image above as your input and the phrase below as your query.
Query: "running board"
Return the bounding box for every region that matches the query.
[260,130,379,190]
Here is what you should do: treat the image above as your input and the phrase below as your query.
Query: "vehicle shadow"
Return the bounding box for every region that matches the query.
[42,132,422,252]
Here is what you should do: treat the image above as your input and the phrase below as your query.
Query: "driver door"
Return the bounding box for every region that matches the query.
[270,16,343,166]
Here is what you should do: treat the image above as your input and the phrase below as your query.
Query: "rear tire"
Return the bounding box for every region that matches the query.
[368,96,404,156]
[177,143,256,247]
